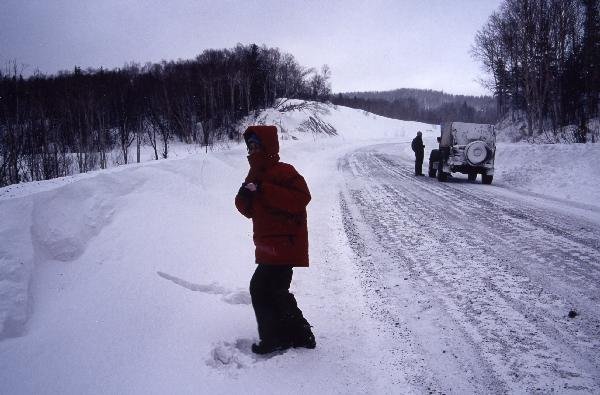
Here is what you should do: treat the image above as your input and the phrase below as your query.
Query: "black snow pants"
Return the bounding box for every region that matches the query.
[250,264,310,343]
[415,152,424,175]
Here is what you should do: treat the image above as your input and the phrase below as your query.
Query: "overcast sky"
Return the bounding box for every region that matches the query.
[1,0,503,96]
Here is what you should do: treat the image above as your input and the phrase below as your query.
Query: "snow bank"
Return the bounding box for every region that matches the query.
[0,198,34,339]
[494,142,600,207]
[31,174,141,262]
[250,99,437,142]
[0,173,144,339]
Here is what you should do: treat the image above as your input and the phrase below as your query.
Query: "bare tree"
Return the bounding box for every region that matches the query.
[473,0,591,139]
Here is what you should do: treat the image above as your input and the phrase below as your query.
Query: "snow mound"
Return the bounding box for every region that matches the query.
[31,175,132,262]
[0,198,34,339]
[245,99,436,142]
[0,173,143,339]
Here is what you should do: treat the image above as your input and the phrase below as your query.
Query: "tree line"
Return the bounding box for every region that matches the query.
[472,0,600,141]
[0,44,331,187]
[331,89,498,125]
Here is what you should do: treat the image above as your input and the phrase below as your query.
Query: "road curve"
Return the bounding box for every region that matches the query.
[339,144,600,394]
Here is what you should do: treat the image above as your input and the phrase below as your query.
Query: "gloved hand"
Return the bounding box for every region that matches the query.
[237,182,259,198]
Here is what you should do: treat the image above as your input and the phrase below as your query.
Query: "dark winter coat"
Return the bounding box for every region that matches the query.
[411,135,425,159]
[235,126,311,267]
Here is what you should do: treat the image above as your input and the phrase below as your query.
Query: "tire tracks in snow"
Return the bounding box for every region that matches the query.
[339,146,600,394]
[339,158,505,394]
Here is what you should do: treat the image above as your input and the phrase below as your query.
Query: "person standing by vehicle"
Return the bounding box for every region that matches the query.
[235,125,316,355]
[411,131,425,176]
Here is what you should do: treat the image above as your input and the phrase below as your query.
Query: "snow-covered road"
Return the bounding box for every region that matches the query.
[339,143,600,394]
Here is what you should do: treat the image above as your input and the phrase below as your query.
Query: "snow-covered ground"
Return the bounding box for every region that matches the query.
[1,102,599,394]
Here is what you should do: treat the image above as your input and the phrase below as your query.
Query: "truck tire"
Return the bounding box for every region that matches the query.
[437,170,447,182]
[428,162,436,178]
[437,160,447,182]
[468,172,477,182]
[482,174,493,184]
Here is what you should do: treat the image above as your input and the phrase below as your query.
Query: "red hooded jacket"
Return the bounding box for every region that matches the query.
[235,126,311,267]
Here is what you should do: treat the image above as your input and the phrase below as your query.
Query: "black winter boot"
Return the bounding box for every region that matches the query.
[251,338,292,355]
[292,323,316,349]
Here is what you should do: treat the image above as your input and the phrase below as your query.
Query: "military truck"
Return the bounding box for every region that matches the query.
[428,122,496,184]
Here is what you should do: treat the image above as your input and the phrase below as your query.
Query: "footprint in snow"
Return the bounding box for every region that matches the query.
[157,271,251,305]
[207,339,254,368]
[207,338,285,368]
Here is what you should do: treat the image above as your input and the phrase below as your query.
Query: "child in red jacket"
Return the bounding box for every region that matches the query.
[235,125,315,354]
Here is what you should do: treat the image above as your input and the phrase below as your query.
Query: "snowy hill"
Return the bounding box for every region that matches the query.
[1,102,599,394]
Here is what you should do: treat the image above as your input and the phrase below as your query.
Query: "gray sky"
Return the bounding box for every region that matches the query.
[0,0,502,95]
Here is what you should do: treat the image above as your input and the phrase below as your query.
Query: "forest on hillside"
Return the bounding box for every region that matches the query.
[343,88,495,110]
[0,44,331,187]
[473,0,599,141]
[331,89,498,125]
